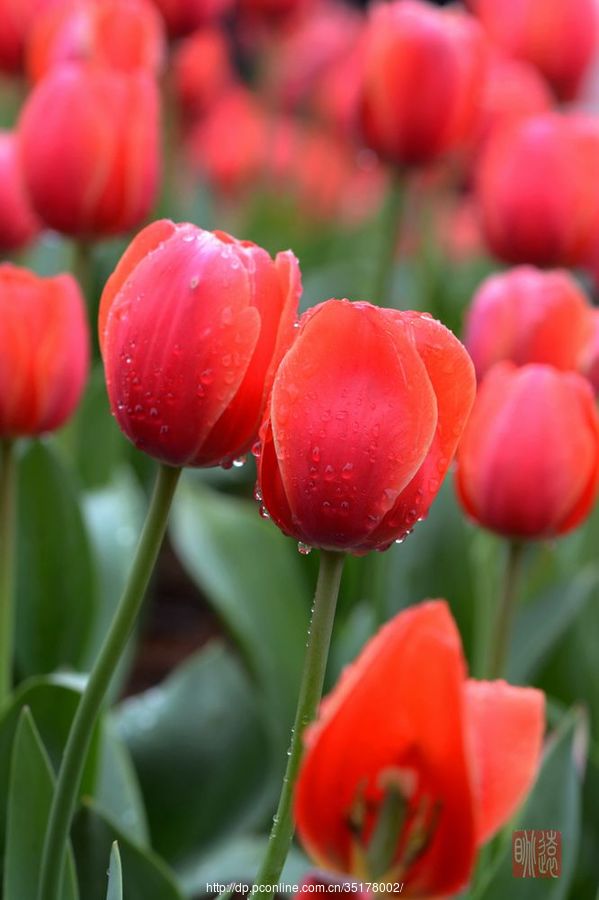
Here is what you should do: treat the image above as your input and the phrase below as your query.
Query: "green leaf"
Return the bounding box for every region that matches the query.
[115,642,270,869]
[106,843,123,900]
[170,477,310,752]
[16,441,98,677]
[472,710,583,900]
[72,801,184,900]
[3,708,78,900]
[508,567,599,684]
[0,676,147,856]
[178,835,311,897]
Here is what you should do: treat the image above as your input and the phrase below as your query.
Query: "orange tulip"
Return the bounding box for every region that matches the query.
[295,600,545,892]
[0,265,89,436]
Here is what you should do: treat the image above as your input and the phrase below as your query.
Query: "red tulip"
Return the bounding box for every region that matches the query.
[19,64,160,238]
[0,131,42,252]
[0,265,89,436]
[0,0,60,73]
[473,55,553,155]
[187,86,266,197]
[476,113,599,267]
[465,267,593,380]
[455,363,599,538]
[468,0,598,101]
[26,0,166,82]
[360,0,487,168]
[99,220,300,468]
[150,0,234,37]
[172,27,234,122]
[257,300,475,554]
[295,600,544,892]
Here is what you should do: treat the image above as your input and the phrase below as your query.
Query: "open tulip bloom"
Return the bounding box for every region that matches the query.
[295,601,545,894]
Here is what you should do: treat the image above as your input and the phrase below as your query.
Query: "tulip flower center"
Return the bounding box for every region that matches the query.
[347,767,441,884]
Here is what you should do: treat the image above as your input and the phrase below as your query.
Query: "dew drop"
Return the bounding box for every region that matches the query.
[259,505,271,519]
[297,541,312,555]
[189,275,199,289]
[233,456,246,468]
[150,407,158,417]
[254,485,263,503]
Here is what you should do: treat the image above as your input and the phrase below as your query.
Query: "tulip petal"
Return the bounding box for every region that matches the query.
[295,600,477,896]
[270,299,437,550]
[465,679,545,844]
[359,312,475,552]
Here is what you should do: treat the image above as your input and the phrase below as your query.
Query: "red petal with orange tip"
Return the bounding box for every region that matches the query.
[465,679,545,844]
[295,600,477,895]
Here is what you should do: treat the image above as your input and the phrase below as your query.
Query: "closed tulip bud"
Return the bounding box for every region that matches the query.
[0,131,42,252]
[99,220,301,468]
[465,267,593,380]
[361,0,487,168]
[0,265,89,436]
[476,113,599,267]
[295,600,544,892]
[455,363,599,538]
[468,0,598,101]
[258,300,475,554]
[19,64,160,238]
[26,0,166,83]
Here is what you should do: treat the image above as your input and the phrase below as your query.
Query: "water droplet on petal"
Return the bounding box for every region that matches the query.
[297,541,312,555]
[233,456,246,468]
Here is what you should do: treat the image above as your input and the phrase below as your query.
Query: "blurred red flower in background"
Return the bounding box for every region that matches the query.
[465,267,593,380]
[468,0,598,101]
[476,113,599,267]
[150,0,234,37]
[25,0,165,83]
[455,363,599,538]
[295,600,544,891]
[0,0,60,73]
[99,220,300,468]
[0,131,42,253]
[172,26,234,123]
[360,0,487,168]
[258,300,475,554]
[0,265,89,436]
[19,64,161,237]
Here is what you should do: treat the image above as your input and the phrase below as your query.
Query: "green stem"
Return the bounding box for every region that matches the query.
[37,463,181,900]
[0,440,17,707]
[254,550,346,887]
[372,169,404,306]
[488,541,525,679]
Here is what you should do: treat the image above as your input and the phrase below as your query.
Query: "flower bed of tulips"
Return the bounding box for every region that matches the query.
[0,0,599,898]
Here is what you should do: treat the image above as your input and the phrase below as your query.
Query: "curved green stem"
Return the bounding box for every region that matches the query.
[0,440,17,707]
[488,541,525,679]
[38,463,181,900]
[372,169,404,306]
[254,550,346,887]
